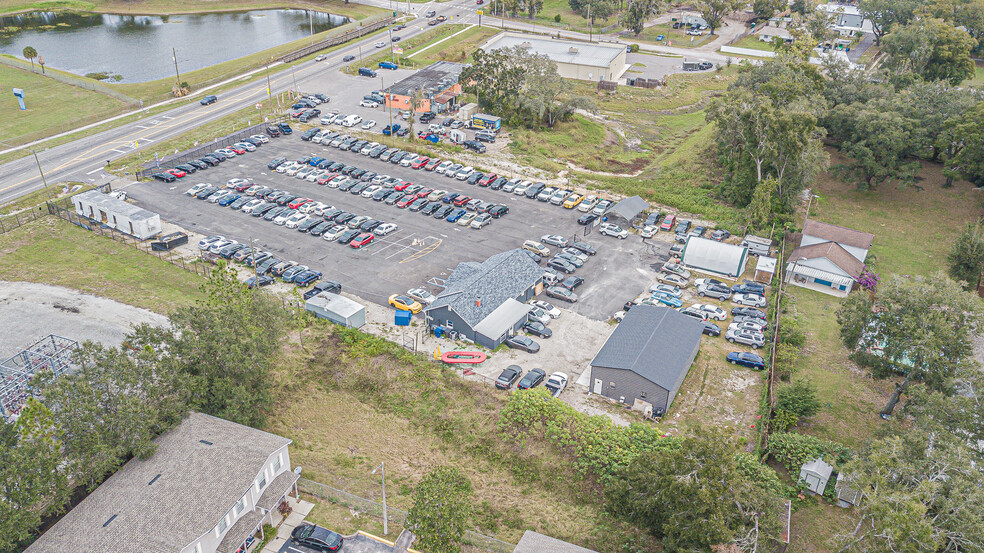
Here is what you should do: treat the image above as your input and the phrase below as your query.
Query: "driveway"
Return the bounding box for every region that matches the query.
[277,531,405,553]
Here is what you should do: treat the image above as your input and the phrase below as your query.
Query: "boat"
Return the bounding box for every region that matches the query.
[441,351,487,364]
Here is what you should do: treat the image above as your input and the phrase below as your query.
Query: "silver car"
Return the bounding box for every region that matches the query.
[725,328,765,348]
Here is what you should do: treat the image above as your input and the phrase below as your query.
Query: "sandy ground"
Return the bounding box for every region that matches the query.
[0,281,169,360]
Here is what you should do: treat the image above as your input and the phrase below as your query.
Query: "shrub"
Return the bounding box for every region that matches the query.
[554,14,561,22]
[767,432,851,472]
[629,43,640,52]
[776,380,821,418]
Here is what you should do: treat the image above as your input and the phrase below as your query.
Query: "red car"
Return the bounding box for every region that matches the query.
[166,168,187,178]
[424,158,441,171]
[478,173,497,186]
[415,187,434,199]
[350,233,374,248]
[411,157,430,169]
[228,146,246,155]
[660,214,676,231]
[234,182,254,192]
[290,109,305,118]
[396,195,416,208]
[316,173,338,185]
[395,181,413,191]
[289,197,311,209]
[452,195,471,207]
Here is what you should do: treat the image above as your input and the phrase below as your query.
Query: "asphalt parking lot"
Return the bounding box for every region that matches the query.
[128,134,667,320]
[277,532,398,553]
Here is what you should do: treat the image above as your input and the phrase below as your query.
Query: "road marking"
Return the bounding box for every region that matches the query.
[111,149,125,153]
[138,137,155,142]
[85,168,103,175]
[136,125,149,129]
[161,115,174,120]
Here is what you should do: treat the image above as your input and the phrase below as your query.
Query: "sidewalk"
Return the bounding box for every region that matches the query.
[261,496,315,553]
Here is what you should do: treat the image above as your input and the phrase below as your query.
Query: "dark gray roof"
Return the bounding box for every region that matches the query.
[607,195,648,222]
[590,305,703,389]
[25,412,291,553]
[426,249,542,327]
[384,61,465,98]
[513,531,598,553]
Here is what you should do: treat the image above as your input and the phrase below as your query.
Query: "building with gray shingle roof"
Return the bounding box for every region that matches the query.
[425,249,543,348]
[25,412,296,553]
[589,305,703,417]
[513,530,599,553]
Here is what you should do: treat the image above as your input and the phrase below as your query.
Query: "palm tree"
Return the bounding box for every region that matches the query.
[407,88,423,141]
[22,46,38,71]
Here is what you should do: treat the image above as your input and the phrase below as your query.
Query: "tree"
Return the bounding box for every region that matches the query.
[836,274,984,416]
[695,0,743,34]
[605,426,784,552]
[516,52,595,128]
[947,219,984,289]
[859,0,918,45]
[22,45,37,71]
[407,88,424,141]
[835,429,984,553]
[828,101,919,190]
[928,0,984,54]
[570,0,617,24]
[622,0,662,35]
[524,0,544,19]
[942,101,984,187]
[895,81,977,162]
[882,18,976,85]
[406,467,473,553]
[753,0,787,20]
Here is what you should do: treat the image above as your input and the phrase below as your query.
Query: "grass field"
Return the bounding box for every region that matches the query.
[407,24,500,66]
[633,23,718,48]
[0,62,131,147]
[0,217,204,312]
[729,35,779,52]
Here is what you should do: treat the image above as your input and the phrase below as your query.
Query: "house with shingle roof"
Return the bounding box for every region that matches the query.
[25,412,297,553]
[785,220,874,297]
[424,249,543,348]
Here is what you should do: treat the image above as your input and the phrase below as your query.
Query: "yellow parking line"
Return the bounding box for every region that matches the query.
[399,238,442,263]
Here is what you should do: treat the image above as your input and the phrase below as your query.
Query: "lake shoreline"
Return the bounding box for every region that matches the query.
[0,0,366,18]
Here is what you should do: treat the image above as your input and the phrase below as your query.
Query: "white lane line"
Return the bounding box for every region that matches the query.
[86,168,103,175]
[136,125,149,129]
[111,149,126,153]
[138,137,155,142]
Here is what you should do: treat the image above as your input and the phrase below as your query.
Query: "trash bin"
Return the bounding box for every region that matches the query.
[434,326,445,338]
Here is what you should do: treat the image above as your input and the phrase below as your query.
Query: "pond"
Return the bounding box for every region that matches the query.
[0,9,349,82]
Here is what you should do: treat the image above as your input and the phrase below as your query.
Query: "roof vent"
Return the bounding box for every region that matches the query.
[476,297,482,307]
[148,473,161,486]
[569,47,579,53]
[103,514,118,527]
[520,41,532,48]
[199,439,213,445]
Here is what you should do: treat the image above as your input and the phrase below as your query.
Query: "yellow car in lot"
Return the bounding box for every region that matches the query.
[522,240,550,257]
[388,294,423,314]
[563,193,584,209]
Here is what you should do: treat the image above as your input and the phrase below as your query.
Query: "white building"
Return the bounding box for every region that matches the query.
[26,412,298,553]
[817,3,868,36]
[682,236,750,279]
[72,189,162,239]
[786,220,874,297]
[480,32,628,82]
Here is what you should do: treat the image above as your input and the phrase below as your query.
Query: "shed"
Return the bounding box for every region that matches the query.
[72,189,162,240]
[471,298,531,348]
[799,457,834,495]
[305,293,366,328]
[604,195,648,227]
[681,236,749,279]
[755,256,777,283]
[835,472,861,508]
[458,102,479,120]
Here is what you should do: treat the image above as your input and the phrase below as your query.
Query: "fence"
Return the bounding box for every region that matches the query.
[0,55,142,105]
[0,204,49,235]
[297,478,515,553]
[279,17,396,63]
[47,201,213,278]
[136,117,287,179]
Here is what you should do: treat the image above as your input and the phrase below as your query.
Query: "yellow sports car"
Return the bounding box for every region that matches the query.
[388,294,423,314]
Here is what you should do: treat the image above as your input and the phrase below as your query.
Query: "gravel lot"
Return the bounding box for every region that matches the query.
[0,281,169,359]
[126,133,668,320]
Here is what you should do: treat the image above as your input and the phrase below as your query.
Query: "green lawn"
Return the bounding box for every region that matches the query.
[0,217,204,313]
[729,35,780,52]
[493,0,620,34]
[407,24,500,66]
[633,22,719,48]
[964,61,984,88]
[0,62,131,147]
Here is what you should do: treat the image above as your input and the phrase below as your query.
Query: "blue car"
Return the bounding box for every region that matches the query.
[217,193,241,206]
[446,208,466,222]
[382,123,401,136]
[294,270,322,287]
[309,157,326,166]
[379,61,398,70]
[727,352,766,370]
[278,122,293,135]
[650,291,683,308]
[656,34,665,41]
[732,282,766,295]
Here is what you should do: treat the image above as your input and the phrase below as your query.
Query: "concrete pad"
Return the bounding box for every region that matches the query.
[262,536,288,553]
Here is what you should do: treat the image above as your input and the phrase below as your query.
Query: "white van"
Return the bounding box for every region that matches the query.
[341,114,362,127]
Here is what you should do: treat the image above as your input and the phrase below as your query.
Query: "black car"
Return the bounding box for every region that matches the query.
[727,352,766,370]
[433,205,454,219]
[495,365,524,390]
[561,275,584,290]
[463,140,486,153]
[732,281,767,295]
[200,94,217,105]
[291,524,342,552]
[303,280,342,300]
[188,159,208,170]
[174,163,196,174]
[571,241,596,255]
[490,177,508,190]
[336,228,359,244]
[343,54,355,62]
[266,125,282,137]
[309,221,332,236]
[547,258,576,274]
[732,306,767,319]
[421,201,442,215]
[245,275,274,289]
[505,336,540,353]
[334,212,356,225]
[517,368,547,390]
[298,218,322,233]
[152,172,176,182]
[257,257,282,274]
[301,128,321,141]
[702,321,722,336]
[523,320,552,338]
[199,156,220,166]
[360,219,382,232]
[268,157,288,169]
[524,250,542,263]
[577,212,598,225]
[489,205,509,218]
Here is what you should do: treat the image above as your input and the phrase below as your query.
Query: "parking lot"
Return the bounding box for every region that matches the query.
[128,133,667,320]
[276,531,400,553]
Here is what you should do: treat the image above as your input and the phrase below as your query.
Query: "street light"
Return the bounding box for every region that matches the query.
[371,462,388,535]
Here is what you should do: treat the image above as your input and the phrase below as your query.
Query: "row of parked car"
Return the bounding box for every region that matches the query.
[495,366,569,395]
[150,129,283,182]
[196,229,340,290]
[519,234,598,306]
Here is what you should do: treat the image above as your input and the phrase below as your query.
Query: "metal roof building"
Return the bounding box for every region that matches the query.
[72,189,162,240]
[682,236,750,279]
[605,195,649,226]
[589,305,703,416]
[26,412,297,553]
[305,292,366,328]
[480,32,628,81]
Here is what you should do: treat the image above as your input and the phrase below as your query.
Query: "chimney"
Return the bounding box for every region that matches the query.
[476,297,482,307]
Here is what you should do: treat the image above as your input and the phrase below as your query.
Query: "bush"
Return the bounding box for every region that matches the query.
[776,380,821,418]
[772,409,799,432]
[554,13,561,22]
[778,318,806,347]
[629,43,640,52]
[767,432,851,472]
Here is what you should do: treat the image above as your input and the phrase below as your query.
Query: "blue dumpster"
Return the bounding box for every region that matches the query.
[434,326,445,338]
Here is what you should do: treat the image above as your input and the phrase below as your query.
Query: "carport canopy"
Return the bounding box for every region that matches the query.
[473,298,531,341]
[607,195,649,223]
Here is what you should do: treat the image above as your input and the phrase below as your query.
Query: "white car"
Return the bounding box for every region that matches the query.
[198,235,225,249]
[320,115,336,125]
[185,183,210,196]
[649,283,682,297]
[407,288,437,304]
[360,99,379,108]
[273,211,294,226]
[216,148,237,157]
[733,293,768,307]
[311,132,329,144]
[513,181,531,195]
[592,200,613,216]
[374,223,398,235]
[250,134,270,143]
[234,142,256,152]
[640,225,658,238]
[656,272,689,287]
[306,170,326,182]
[530,300,561,318]
[562,248,588,263]
[207,190,232,203]
[286,165,304,177]
[299,201,325,214]
[578,195,599,212]
[284,213,310,229]
[502,178,521,192]
[315,54,327,61]
[360,142,379,155]
[598,222,628,239]
[276,162,296,174]
[375,41,386,48]
[311,203,333,217]
[434,161,452,174]
[400,154,419,167]
[327,175,347,188]
[726,328,765,348]
[691,303,728,321]
[612,310,626,322]
[544,372,569,398]
[362,120,377,130]
[344,115,363,127]
[322,225,347,241]
[730,320,767,333]
[240,199,264,213]
[455,166,474,180]
[528,307,552,325]
[361,185,381,198]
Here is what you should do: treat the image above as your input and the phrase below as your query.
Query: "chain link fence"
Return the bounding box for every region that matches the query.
[297,479,514,553]
[0,204,49,235]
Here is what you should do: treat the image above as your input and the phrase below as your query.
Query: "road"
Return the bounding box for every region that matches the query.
[0,0,734,205]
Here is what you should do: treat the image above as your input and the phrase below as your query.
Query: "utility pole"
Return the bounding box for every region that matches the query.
[588,4,592,42]
[32,150,51,200]
[309,10,314,45]
[372,462,388,536]
[172,47,181,85]
[265,62,273,109]
[389,27,396,64]
[291,66,299,97]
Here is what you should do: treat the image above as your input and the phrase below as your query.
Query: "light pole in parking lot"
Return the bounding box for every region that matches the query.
[372,462,388,535]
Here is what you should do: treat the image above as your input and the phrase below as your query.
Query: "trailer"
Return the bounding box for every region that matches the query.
[472,113,501,131]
